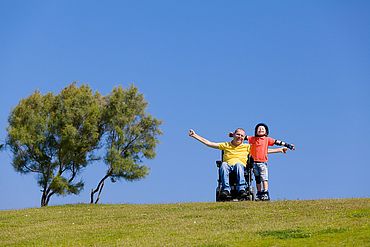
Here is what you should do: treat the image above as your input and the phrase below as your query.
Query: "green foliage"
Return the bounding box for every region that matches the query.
[90,84,162,203]
[0,199,369,246]
[49,175,84,195]
[102,85,162,165]
[106,147,149,181]
[6,83,103,206]
[6,83,162,206]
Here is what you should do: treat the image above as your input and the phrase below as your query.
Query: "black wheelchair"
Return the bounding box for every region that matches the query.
[215,151,255,202]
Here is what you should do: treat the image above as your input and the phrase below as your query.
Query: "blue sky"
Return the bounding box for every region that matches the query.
[0,1,369,210]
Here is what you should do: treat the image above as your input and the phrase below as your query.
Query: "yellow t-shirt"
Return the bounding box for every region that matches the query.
[217,142,250,166]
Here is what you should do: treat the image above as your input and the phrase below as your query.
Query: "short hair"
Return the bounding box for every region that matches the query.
[234,128,246,135]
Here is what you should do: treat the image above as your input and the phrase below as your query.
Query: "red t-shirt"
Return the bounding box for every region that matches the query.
[248,136,275,162]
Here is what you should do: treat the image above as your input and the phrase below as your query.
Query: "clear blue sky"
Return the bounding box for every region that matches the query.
[1,1,369,210]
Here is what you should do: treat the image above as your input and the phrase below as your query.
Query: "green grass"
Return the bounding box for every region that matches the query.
[0,198,369,246]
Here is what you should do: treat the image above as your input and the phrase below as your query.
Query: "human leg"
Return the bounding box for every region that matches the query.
[258,163,269,200]
[253,163,262,197]
[219,162,232,192]
[254,162,269,200]
[233,163,246,192]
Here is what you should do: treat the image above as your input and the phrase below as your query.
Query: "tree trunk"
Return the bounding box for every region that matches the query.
[41,193,47,207]
[95,180,105,204]
[41,190,49,207]
[90,172,111,204]
[40,185,55,207]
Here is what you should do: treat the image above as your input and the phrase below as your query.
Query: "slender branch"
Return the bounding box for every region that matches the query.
[68,163,77,183]
[18,146,44,173]
[120,135,139,157]
[23,164,41,173]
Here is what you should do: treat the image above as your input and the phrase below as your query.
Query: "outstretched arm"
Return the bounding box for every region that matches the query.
[189,129,219,149]
[268,147,288,154]
[274,140,295,150]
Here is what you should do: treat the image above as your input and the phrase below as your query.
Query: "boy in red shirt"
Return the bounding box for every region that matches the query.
[247,123,295,201]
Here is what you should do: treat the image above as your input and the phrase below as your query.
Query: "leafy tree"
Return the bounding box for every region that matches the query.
[6,83,161,206]
[90,85,162,204]
[6,84,102,206]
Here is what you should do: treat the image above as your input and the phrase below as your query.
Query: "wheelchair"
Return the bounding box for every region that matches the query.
[215,151,255,202]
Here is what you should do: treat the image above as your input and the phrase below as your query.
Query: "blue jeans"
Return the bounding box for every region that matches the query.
[219,162,246,192]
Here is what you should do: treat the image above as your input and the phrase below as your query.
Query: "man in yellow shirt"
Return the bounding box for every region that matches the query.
[189,128,250,199]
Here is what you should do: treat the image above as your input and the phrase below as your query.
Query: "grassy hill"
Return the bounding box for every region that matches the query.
[0,198,369,246]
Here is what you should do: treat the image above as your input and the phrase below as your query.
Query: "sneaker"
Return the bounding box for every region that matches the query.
[238,190,248,198]
[220,190,230,199]
[261,191,270,201]
[256,191,262,201]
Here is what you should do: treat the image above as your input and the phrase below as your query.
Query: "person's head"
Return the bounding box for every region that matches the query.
[254,123,269,137]
[231,128,246,146]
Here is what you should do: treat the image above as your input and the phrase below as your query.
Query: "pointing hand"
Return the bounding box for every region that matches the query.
[189,129,195,137]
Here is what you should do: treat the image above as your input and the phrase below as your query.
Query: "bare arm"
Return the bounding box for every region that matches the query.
[188,129,219,149]
[268,147,288,154]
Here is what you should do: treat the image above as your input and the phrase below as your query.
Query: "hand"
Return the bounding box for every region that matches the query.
[282,147,288,153]
[289,144,295,150]
[189,129,195,137]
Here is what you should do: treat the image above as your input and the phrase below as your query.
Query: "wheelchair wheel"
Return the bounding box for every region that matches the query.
[216,190,221,202]
[247,194,254,201]
[216,187,222,202]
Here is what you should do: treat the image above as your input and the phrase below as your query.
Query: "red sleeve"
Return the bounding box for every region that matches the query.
[268,137,275,146]
[247,136,254,143]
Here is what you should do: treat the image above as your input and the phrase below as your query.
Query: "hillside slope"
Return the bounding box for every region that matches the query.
[0,198,369,246]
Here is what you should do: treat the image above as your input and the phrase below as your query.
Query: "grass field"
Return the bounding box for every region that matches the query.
[0,198,369,246]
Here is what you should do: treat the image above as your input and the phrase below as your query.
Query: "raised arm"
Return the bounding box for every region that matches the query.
[274,139,295,150]
[188,129,219,149]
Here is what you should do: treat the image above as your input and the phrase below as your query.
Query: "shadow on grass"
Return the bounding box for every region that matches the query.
[317,227,347,235]
[258,229,312,239]
[350,209,370,218]
[259,227,349,240]
[200,244,228,247]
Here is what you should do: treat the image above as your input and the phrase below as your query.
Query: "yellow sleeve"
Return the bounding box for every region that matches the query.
[217,142,227,150]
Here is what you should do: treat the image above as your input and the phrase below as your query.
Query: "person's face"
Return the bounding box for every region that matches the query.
[257,126,267,136]
[233,129,245,145]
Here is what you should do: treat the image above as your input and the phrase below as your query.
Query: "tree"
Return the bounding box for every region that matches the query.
[6,83,161,206]
[90,85,162,204]
[6,83,103,206]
